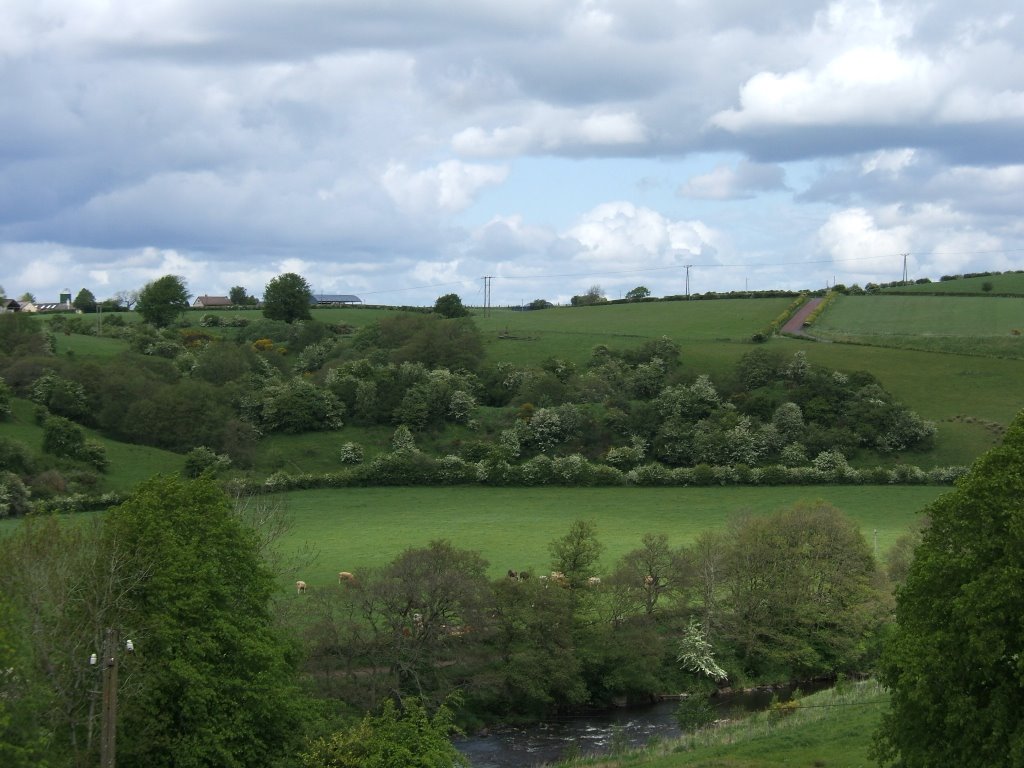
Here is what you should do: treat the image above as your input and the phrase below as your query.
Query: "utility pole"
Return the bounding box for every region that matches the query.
[481,276,493,317]
[91,629,134,768]
[100,628,119,768]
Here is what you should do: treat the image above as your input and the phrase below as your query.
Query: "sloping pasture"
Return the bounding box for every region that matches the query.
[0,398,184,493]
[881,272,1024,295]
[472,298,792,367]
[769,336,1024,466]
[275,484,945,587]
[811,295,1024,358]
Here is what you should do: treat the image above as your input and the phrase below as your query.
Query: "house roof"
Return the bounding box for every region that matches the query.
[310,294,362,304]
[193,295,233,306]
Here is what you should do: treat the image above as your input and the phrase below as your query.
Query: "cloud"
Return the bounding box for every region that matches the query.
[679,160,787,199]
[565,202,718,270]
[382,160,509,215]
[452,107,647,156]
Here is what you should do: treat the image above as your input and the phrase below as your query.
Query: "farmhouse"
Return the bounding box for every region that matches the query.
[21,290,74,313]
[310,293,362,306]
[193,295,233,309]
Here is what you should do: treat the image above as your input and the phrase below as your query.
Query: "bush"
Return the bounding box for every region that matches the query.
[338,442,364,465]
[0,376,11,419]
[183,446,232,478]
[0,470,31,517]
[675,695,717,733]
[627,462,675,486]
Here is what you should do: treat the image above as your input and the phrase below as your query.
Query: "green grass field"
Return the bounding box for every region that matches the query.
[0,398,184,493]
[273,485,944,587]
[882,272,1024,295]
[811,295,1024,358]
[472,299,792,367]
[51,332,132,358]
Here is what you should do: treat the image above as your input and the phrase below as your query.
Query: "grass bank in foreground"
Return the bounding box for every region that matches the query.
[562,680,887,768]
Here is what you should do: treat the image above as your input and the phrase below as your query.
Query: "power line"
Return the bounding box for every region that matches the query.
[340,245,1024,300]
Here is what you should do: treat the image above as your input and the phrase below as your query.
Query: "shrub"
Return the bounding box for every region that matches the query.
[475,459,516,485]
[627,462,675,486]
[338,442,364,465]
[551,454,595,485]
[436,455,476,484]
[0,471,31,517]
[183,446,232,478]
[0,376,11,419]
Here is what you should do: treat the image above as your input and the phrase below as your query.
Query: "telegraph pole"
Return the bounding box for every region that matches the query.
[481,276,493,317]
[91,629,134,768]
[100,628,119,768]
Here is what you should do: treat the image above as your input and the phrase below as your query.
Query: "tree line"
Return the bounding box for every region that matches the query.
[0,472,902,766]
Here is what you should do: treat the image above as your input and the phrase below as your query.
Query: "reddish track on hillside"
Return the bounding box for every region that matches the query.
[782,297,823,335]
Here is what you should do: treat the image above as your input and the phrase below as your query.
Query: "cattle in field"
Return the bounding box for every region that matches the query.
[549,571,568,586]
[507,569,518,580]
[587,576,601,587]
[296,580,307,594]
[338,571,356,585]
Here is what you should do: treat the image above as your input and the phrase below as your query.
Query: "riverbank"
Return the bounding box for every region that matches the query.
[550,679,887,768]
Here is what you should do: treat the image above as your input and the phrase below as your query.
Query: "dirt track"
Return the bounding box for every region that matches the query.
[782,297,823,335]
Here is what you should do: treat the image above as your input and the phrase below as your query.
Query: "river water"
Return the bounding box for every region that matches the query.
[454,683,824,768]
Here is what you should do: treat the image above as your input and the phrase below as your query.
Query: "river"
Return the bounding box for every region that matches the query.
[454,682,825,767]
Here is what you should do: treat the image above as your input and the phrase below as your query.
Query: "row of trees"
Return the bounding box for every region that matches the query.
[0,479,895,766]
[300,502,890,724]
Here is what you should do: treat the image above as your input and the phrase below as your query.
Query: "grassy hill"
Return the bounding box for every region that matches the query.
[881,271,1024,295]
[810,294,1024,358]
[1,397,184,493]
[27,293,1024,474]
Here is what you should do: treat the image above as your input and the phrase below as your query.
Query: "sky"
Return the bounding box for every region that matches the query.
[1,0,1022,308]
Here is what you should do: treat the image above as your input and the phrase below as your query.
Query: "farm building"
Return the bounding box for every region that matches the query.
[310,293,362,305]
[0,299,21,313]
[193,295,233,309]
[20,290,74,313]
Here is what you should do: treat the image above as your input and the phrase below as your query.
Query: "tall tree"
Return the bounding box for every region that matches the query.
[874,411,1024,768]
[697,501,883,680]
[229,285,258,306]
[549,519,604,590]
[0,514,148,767]
[72,288,97,313]
[113,289,138,310]
[625,286,651,301]
[262,273,313,323]
[104,475,312,767]
[433,293,470,319]
[136,275,190,328]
